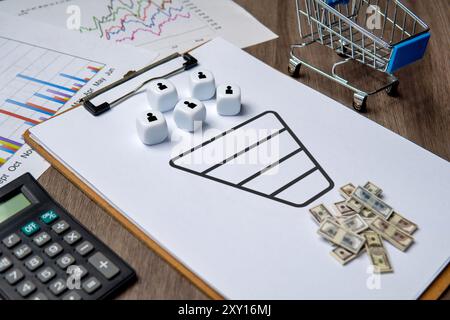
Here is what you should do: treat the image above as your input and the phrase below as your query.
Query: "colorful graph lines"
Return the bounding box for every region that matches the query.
[0,136,23,166]
[0,61,103,167]
[80,0,191,43]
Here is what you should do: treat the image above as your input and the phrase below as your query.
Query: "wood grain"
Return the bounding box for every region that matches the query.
[36,0,449,299]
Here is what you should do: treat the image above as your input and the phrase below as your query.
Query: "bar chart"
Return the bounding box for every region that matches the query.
[0,36,105,167]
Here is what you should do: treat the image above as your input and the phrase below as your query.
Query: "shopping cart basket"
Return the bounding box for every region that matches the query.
[289,0,430,111]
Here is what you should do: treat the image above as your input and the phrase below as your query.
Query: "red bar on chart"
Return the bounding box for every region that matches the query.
[26,102,56,116]
[0,109,40,125]
[87,66,102,72]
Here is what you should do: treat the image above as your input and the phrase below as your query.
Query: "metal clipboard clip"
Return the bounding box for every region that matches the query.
[80,53,198,116]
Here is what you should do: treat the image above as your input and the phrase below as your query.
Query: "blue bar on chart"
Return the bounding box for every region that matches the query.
[0,35,105,167]
[5,99,56,116]
[16,74,78,93]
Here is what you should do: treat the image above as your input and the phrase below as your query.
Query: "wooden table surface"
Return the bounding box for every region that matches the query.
[37,0,449,299]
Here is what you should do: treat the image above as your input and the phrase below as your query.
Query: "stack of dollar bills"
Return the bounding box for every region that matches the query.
[309,182,418,273]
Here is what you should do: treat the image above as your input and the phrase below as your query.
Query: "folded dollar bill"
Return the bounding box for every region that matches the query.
[388,211,418,235]
[369,217,414,251]
[339,214,369,234]
[351,186,393,219]
[339,183,355,199]
[334,200,355,215]
[363,230,393,273]
[309,204,333,224]
[363,181,383,197]
[318,218,366,254]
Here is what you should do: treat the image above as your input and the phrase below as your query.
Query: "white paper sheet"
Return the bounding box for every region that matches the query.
[29,38,450,299]
[0,0,277,55]
[0,13,157,187]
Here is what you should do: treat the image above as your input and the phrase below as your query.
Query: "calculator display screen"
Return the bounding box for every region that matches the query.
[0,193,31,223]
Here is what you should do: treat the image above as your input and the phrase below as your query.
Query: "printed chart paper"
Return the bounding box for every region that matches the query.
[0,0,277,55]
[0,13,157,186]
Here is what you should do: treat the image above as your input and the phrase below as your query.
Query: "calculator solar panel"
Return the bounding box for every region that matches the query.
[0,173,136,300]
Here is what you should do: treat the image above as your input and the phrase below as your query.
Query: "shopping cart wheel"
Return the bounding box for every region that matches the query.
[288,62,301,78]
[386,80,399,97]
[353,93,368,113]
[337,40,348,57]
[337,47,348,58]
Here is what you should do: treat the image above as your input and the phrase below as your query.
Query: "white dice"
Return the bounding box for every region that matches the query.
[189,69,215,100]
[173,98,206,132]
[136,110,168,145]
[146,79,178,113]
[216,84,241,116]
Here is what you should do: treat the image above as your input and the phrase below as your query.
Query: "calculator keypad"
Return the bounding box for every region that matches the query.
[1,207,133,300]
[0,174,136,300]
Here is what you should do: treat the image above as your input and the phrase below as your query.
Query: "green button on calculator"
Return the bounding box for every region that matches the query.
[21,221,40,236]
[40,210,59,224]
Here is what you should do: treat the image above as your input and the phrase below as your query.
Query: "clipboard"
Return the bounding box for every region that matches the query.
[24,114,449,301]
[25,39,450,299]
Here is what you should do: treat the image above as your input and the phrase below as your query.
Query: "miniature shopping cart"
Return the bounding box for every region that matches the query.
[289,0,430,111]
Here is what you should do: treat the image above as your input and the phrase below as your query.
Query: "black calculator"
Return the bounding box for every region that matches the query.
[0,173,136,300]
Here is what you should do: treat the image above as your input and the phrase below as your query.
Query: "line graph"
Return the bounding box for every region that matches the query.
[0,0,276,54]
[79,0,208,49]
[0,36,104,167]
[107,5,190,42]
[81,0,191,42]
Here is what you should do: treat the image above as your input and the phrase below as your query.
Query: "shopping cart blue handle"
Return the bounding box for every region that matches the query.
[387,32,431,73]
[325,0,349,6]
